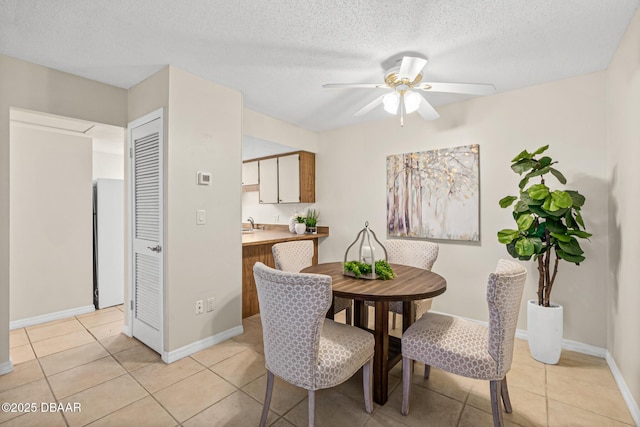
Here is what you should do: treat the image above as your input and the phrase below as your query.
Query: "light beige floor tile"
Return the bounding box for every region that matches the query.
[505,363,546,397]
[77,307,123,329]
[60,374,148,427]
[99,333,141,355]
[270,417,296,427]
[31,329,96,358]
[39,341,109,376]
[88,320,124,340]
[389,363,473,403]
[0,410,67,427]
[377,383,463,427]
[86,395,177,427]
[284,388,378,427]
[9,329,29,348]
[0,359,44,393]
[0,379,56,423]
[115,304,124,312]
[153,369,236,422]
[512,339,547,370]
[457,405,520,427]
[210,348,266,388]
[48,356,126,399]
[363,411,411,426]
[130,357,204,393]
[546,370,635,424]
[467,382,547,427]
[9,343,36,365]
[548,398,635,426]
[26,318,85,343]
[242,373,308,416]
[231,321,264,346]
[546,351,616,389]
[190,339,251,367]
[113,344,161,372]
[333,366,400,407]
[245,313,262,324]
[183,390,279,427]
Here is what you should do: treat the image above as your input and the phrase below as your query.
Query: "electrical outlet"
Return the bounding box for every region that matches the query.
[195,300,204,314]
[273,214,279,223]
[207,297,215,312]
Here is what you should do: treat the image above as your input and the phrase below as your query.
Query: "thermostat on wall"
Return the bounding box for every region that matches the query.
[197,171,212,185]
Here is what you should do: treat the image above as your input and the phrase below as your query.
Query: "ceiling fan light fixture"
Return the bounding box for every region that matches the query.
[403,91,421,114]
[383,91,400,114]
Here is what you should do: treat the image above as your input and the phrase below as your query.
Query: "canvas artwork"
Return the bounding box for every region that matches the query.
[386,144,480,241]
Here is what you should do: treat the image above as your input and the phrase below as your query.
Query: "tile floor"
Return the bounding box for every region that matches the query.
[1,306,635,426]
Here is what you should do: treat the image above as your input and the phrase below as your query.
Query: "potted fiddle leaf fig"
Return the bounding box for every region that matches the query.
[497,145,591,364]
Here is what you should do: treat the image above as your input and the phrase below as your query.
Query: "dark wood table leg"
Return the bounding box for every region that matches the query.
[353,300,366,329]
[373,300,389,405]
[326,300,335,320]
[402,301,415,332]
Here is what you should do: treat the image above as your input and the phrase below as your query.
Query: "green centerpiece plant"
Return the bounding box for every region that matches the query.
[497,145,591,307]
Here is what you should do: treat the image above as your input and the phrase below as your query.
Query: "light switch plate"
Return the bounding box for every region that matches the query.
[196,209,206,225]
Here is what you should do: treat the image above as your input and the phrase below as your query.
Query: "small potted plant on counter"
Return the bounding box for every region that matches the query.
[305,209,318,234]
[497,145,591,364]
[293,212,307,235]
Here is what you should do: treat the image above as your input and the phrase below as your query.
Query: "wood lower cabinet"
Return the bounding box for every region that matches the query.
[242,238,320,318]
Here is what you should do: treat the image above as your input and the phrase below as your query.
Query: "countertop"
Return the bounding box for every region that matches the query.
[242,227,329,247]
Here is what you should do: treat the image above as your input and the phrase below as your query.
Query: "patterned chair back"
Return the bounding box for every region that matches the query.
[272,240,314,273]
[253,262,331,389]
[384,240,439,271]
[487,259,527,377]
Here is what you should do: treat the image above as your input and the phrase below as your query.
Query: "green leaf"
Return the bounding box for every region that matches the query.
[514,201,530,213]
[506,240,519,258]
[529,237,543,253]
[575,210,585,228]
[532,145,549,156]
[549,167,567,184]
[511,159,536,174]
[565,190,585,208]
[565,210,576,229]
[551,190,573,209]
[526,166,551,179]
[567,229,592,239]
[545,220,566,234]
[499,196,517,208]
[511,150,532,163]
[520,191,543,205]
[556,249,585,264]
[498,229,520,244]
[515,237,535,256]
[529,204,550,218]
[558,238,584,256]
[546,207,569,217]
[528,184,550,200]
[517,214,535,231]
[518,176,530,190]
[550,232,571,242]
[539,156,552,167]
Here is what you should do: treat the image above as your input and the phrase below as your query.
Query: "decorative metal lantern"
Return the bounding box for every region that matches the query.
[343,221,388,280]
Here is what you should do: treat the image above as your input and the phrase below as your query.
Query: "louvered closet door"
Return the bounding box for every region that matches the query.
[130,112,163,355]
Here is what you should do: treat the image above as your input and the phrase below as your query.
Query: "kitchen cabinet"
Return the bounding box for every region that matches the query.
[242,161,259,186]
[258,151,315,204]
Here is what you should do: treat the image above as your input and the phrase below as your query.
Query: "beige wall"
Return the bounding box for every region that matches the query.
[606,7,640,411]
[93,151,124,180]
[317,71,609,348]
[10,123,93,320]
[0,54,127,370]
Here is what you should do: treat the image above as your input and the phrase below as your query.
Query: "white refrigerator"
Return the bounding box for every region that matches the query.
[93,178,124,309]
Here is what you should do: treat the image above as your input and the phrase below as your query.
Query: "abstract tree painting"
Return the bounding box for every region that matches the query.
[387,144,480,241]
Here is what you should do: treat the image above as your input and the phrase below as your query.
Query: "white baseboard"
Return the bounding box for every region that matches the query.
[161,325,244,364]
[606,351,640,427]
[0,358,13,375]
[9,305,95,330]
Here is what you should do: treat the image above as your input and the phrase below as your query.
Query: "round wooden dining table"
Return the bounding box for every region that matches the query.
[301,262,447,405]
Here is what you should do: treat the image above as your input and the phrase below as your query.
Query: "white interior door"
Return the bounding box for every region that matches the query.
[129,110,164,355]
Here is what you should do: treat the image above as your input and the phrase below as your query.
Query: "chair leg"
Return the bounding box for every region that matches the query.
[392,312,397,329]
[363,358,373,413]
[490,380,505,427]
[401,356,412,415]
[424,364,431,379]
[501,377,512,413]
[308,390,315,427]
[259,370,275,427]
[346,307,352,325]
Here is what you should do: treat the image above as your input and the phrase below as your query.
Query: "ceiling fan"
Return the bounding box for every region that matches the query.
[323,56,495,126]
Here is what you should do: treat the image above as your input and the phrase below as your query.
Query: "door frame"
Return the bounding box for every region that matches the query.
[126,108,165,360]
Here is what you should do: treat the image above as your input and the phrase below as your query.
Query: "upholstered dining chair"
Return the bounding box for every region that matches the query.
[365,240,439,328]
[400,259,527,427]
[253,262,374,427]
[272,240,353,323]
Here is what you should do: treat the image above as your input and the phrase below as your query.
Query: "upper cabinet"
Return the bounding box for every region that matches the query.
[241,160,260,192]
[256,151,315,204]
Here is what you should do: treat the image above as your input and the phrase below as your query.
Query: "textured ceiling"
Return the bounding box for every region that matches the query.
[1,1,638,132]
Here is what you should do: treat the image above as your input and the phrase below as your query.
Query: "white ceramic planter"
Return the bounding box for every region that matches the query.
[294,223,306,235]
[527,300,563,364]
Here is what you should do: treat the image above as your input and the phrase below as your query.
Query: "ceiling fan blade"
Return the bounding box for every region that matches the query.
[415,93,440,121]
[417,82,496,95]
[398,56,427,81]
[354,95,385,116]
[323,83,387,89]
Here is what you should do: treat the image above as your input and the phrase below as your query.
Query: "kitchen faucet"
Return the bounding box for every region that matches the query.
[247,217,255,230]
